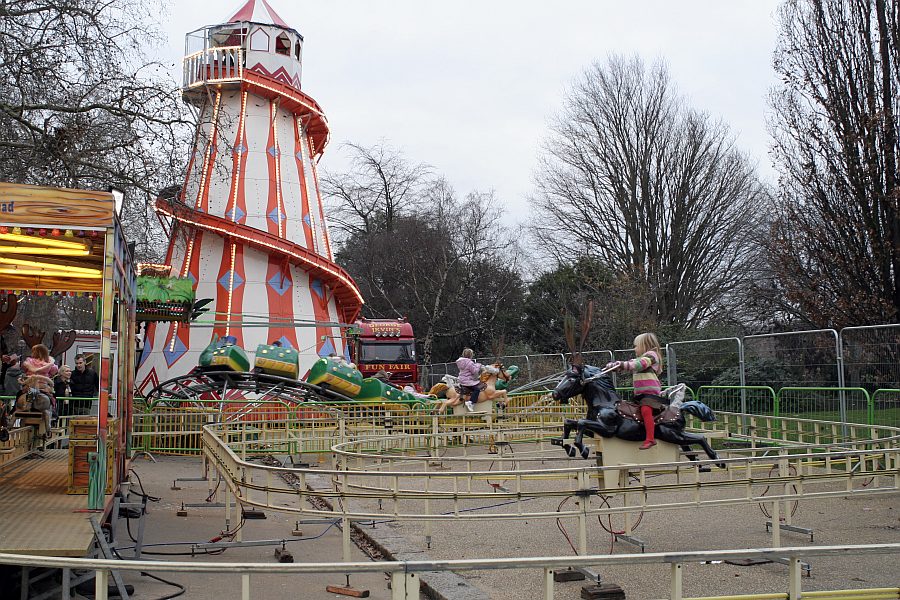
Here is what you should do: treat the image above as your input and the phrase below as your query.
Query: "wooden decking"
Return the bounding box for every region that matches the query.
[0,449,97,556]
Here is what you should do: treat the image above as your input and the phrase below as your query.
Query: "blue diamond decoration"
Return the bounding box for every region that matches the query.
[343,345,351,362]
[226,206,246,222]
[310,278,324,300]
[138,336,152,367]
[277,335,294,349]
[186,272,197,286]
[267,272,291,296]
[268,208,287,224]
[303,214,311,226]
[163,335,188,368]
[267,146,280,157]
[318,337,336,357]
[218,270,244,291]
[234,144,247,155]
[295,151,303,161]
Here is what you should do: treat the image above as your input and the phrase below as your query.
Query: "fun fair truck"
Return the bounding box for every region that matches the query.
[349,318,419,390]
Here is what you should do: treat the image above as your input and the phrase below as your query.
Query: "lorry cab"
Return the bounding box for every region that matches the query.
[350,318,419,390]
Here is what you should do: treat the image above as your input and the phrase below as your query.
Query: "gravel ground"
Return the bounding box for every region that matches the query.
[115,455,401,600]
[334,441,900,600]
[110,441,899,600]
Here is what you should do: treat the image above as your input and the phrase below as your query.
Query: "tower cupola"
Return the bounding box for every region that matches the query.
[185,0,304,91]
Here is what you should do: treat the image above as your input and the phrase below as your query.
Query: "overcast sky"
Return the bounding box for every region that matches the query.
[160,1,783,220]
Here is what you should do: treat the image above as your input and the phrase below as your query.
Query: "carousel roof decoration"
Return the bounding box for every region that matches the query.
[136,276,196,323]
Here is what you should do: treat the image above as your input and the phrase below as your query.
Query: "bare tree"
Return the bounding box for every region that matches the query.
[0,0,192,262]
[328,146,523,363]
[531,55,768,328]
[767,0,900,327]
[321,141,432,239]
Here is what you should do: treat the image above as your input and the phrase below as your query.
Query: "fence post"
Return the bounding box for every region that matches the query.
[94,569,109,600]
[577,470,588,555]
[788,557,802,600]
[738,338,748,434]
[666,344,676,386]
[670,563,683,600]
[242,573,251,600]
[834,329,848,436]
[391,571,418,600]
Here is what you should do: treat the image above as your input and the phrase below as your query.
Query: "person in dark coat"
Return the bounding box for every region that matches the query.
[2,354,22,398]
[69,354,99,398]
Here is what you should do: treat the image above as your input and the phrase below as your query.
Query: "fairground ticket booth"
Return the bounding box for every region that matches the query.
[0,182,136,558]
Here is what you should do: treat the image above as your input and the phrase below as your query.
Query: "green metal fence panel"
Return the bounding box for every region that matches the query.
[871,389,900,428]
[697,386,777,415]
[777,387,871,424]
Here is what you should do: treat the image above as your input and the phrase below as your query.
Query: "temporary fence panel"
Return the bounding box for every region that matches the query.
[744,330,841,389]
[526,353,568,383]
[870,389,900,428]
[474,354,532,381]
[667,337,742,389]
[697,386,777,415]
[841,324,900,392]
[777,387,872,425]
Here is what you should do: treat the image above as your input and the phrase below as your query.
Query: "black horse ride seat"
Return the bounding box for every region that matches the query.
[616,399,681,425]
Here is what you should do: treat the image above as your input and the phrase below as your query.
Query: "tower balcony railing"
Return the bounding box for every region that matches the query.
[183,46,244,89]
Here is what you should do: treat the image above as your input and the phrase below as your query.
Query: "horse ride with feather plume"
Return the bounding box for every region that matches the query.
[548,304,723,467]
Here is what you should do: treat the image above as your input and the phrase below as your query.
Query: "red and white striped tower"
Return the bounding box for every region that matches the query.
[137,0,362,392]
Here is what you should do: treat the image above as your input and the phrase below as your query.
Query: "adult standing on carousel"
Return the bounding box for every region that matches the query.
[69,354,99,399]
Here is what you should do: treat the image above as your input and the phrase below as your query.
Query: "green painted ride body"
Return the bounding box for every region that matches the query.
[210,344,250,372]
[306,356,364,396]
[191,352,528,410]
[255,344,300,379]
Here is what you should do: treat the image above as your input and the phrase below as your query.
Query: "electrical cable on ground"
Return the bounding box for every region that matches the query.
[111,546,186,600]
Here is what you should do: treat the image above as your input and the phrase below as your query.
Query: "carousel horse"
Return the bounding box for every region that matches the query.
[549,363,723,466]
[431,364,511,413]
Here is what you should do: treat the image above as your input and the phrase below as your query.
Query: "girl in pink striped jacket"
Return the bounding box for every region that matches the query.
[606,333,666,449]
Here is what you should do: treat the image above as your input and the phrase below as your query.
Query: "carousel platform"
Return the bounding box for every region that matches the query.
[0,449,97,556]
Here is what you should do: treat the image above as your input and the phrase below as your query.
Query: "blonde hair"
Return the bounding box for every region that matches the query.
[634,333,662,365]
[462,348,474,358]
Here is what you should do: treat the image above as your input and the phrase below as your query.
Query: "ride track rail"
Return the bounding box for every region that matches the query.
[144,370,359,408]
[199,415,900,525]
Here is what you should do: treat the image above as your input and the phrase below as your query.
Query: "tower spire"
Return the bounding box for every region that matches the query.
[226,0,291,28]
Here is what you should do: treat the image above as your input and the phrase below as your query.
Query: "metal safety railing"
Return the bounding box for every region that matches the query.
[129,384,900,456]
[2,544,899,600]
[201,417,900,524]
[183,46,243,89]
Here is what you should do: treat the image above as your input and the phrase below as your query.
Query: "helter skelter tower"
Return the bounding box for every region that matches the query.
[137,0,363,392]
